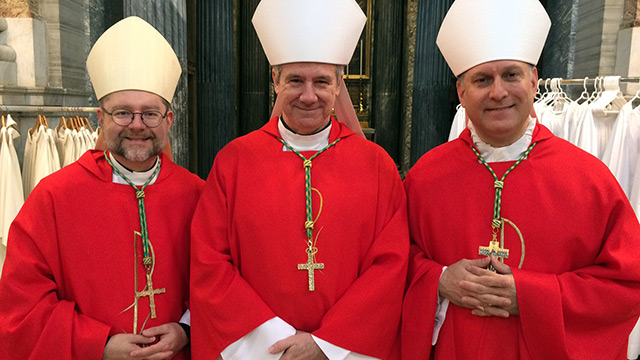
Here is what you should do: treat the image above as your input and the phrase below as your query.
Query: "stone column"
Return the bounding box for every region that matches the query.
[541,1,578,80]
[195,0,235,178]
[615,0,640,95]
[122,0,190,168]
[409,0,455,166]
[238,0,271,135]
[370,0,404,165]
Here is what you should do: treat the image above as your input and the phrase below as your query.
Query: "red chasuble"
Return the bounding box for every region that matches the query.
[190,117,409,359]
[0,151,203,359]
[402,124,640,360]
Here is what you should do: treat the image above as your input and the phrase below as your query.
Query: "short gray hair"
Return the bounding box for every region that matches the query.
[272,64,344,85]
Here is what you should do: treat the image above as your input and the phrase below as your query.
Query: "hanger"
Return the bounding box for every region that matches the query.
[535,79,544,101]
[575,77,590,104]
[587,77,602,104]
[592,76,626,114]
[630,89,640,109]
[56,116,67,131]
[83,117,94,132]
[1,115,5,128]
[548,78,572,111]
[30,115,43,135]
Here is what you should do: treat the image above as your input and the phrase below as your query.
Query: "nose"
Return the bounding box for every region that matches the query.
[489,79,508,100]
[299,82,318,104]
[128,113,147,129]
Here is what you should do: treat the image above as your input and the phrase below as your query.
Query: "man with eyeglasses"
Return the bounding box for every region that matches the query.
[0,17,203,360]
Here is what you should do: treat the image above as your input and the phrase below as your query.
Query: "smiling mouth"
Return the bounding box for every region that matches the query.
[486,105,515,112]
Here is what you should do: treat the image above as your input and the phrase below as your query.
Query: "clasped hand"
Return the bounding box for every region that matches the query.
[102,322,188,360]
[438,256,519,317]
[268,331,329,360]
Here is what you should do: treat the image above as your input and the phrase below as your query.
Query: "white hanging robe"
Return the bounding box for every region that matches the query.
[22,128,37,199]
[0,116,25,277]
[575,105,618,160]
[448,105,467,141]
[567,102,590,146]
[601,102,640,197]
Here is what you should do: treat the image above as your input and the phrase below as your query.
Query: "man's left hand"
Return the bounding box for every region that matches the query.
[129,322,188,360]
[268,331,328,360]
[458,256,519,317]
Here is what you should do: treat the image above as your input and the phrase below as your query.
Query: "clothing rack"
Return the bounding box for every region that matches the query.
[558,77,640,85]
[0,105,98,113]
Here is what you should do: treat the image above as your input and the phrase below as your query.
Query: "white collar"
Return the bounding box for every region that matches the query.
[278,117,331,151]
[109,152,159,186]
[468,116,536,162]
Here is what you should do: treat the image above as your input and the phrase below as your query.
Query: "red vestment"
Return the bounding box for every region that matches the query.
[0,151,203,359]
[402,124,640,360]
[190,117,409,359]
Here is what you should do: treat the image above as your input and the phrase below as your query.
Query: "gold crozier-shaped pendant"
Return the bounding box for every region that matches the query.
[120,231,166,334]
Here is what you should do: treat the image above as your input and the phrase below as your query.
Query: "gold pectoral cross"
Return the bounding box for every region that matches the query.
[298,247,324,291]
[479,236,509,272]
[120,231,166,334]
[136,272,166,319]
[478,218,526,271]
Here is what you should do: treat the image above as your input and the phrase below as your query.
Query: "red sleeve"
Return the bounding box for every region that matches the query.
[0,188,110,360]
[515,193,640,359]
[312,152,409,360]
[189,150,276,358]
[400,174,443,360]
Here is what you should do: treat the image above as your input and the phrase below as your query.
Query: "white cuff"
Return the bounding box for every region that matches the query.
[220,317,295,360]
[179,309,191,325]
[433,266,450,345]
[312,335,379,360]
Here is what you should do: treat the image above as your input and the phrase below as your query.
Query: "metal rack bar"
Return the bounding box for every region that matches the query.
[0,105,98,113]
[557,77,640,85]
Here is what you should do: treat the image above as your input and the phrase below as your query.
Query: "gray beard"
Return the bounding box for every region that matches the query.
[107,130,166,162]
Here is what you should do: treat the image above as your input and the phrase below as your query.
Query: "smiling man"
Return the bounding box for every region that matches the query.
[401,0,640,359]
[0,17,203,360]
[189,0,408,359]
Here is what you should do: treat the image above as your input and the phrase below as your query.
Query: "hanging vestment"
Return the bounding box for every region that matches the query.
[566,101,590,146]
[575,104,618,159]
[190,117,409,360]
[0,151,203,359]
[0,116,24,276]
[57,127,77,167]
[538,100,578,140]
[602,102,640,198]
[448,105,467,142]
[402,123,640,360]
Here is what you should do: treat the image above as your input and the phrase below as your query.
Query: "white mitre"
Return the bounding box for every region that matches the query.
[436,0,551,77]
[252,0,366,65]
[86,16,181,102]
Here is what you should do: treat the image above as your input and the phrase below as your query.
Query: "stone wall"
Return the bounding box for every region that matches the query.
[622,0,639,28]
[0,0,32,18]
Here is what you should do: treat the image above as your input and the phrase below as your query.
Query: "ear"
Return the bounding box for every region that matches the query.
[165,110,174,130]
[97,108,105,126]
[456,80,466,108]
[530,67,539,94]
[272,68,280,94]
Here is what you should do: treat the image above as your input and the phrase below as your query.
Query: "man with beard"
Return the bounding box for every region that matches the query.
[0,17,203,360]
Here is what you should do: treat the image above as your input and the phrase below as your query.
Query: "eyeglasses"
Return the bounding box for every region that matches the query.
[101,108,167,128]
